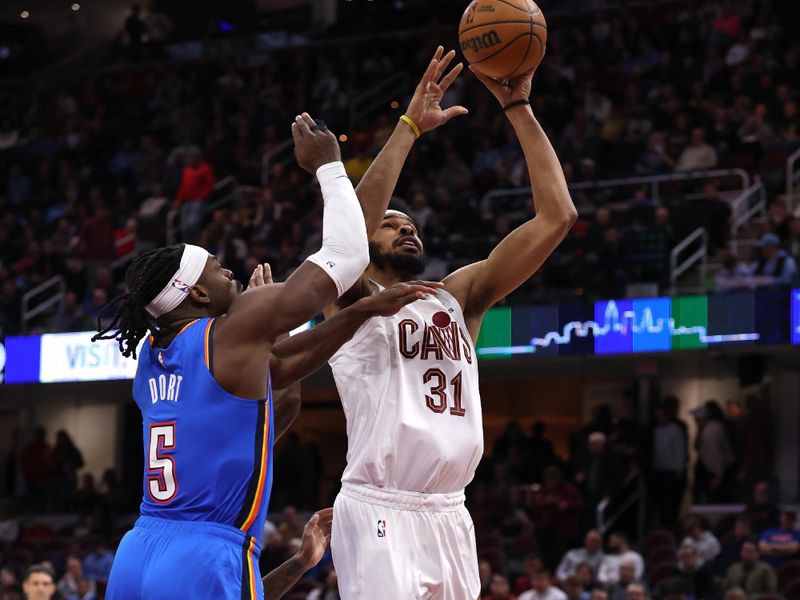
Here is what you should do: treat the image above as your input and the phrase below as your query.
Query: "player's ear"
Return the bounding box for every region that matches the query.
[189,284,212,305]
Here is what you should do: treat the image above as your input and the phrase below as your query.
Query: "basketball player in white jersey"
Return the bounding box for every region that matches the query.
[276,46,577,598]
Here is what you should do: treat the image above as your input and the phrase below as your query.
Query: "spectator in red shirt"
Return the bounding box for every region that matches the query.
[79,205,115,263]
[174,149,215,243]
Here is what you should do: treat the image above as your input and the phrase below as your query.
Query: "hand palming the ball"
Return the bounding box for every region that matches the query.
[405,46,469,135]
[469,65,537,110]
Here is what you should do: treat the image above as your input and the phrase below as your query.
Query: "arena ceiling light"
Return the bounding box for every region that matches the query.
[71,3,80,11]
[20,10,30,19]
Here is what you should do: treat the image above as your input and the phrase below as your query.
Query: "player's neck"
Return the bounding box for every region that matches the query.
[365,264,410,289]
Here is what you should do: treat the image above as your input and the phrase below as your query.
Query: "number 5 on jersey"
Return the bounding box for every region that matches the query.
[148,422,177,503]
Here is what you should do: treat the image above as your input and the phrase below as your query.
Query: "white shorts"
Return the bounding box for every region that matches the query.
[331,483,480,600]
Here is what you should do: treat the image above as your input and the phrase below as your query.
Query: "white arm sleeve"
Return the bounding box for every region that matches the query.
[305,161,369,297]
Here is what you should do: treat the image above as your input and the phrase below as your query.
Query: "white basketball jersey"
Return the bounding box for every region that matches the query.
[329,285,484,494]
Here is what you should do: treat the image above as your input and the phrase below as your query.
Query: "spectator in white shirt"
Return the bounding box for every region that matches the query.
[520,569,568,600]
[608,562,645,600]
[676,128,718,171]
[691,402,736,502]
[682,515,722,563]
[598,532,644,584]
[557,530,606,582]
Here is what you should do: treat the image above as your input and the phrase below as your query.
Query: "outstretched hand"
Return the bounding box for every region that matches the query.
[295,508,334,569]
[469,65,537,108]
[359,281,444,317]
[405,46,469,135]
[247,263,273,289]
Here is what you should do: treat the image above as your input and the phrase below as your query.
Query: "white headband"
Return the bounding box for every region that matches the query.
[145,244,209,318]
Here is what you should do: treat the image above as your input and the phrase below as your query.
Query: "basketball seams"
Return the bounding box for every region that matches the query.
[459,19,533,36]
[506,0,534,78]
[490,0,533,17]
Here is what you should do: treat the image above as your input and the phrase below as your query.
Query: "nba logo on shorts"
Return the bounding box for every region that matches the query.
[377,519,386,538]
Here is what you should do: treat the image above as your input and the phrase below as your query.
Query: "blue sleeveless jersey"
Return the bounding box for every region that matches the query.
[131,318,273,541]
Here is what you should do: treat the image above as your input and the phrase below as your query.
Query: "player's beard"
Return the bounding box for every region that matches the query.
[369,242,426,278]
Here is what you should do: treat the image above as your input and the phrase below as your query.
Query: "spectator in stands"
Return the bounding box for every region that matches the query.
[715,516,754,575]
[518,569,567,600]
[574,432,622,515]
[597,532,644,584]
[486,573,517,600]
[759,510,800,567]
[746,481,780,534]
[675,543,718,600]
[676,128,718,172]
[527,421,556,483]
[47,431,84,512]
[173,149,215,244]
[624,582,649,600]
[82,540,114,584]
[608,562,644,600]
[750,233,798,287]
[681,516,721,564]
[78,204,115,265]
[723,587,747,600]
[514,555,544,597]
[563,575,588,600]
[722,539,778,597]
[574,563,596,591]
[479,560,493,597]
[767,201,791,242]
[20,428,52,511]
[307,568,339,600]
[651,402,688,528]
[51,292,85,333]
[556,530,605,583]
[0,501,20,548]
[636,132,675,175]
[692,402,736,502]
[714,253,753,292]
[589,589,608,600]
[21,564,56,600]
[57,557,94,600]
[1,566,17,588]
[532,466,584,568]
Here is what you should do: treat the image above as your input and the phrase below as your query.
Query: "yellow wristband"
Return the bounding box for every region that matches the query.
[399,114,421,139]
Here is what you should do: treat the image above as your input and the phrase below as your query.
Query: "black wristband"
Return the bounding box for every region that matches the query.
[503,99,530,112]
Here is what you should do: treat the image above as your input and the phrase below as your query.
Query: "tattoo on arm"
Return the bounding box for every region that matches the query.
[263,557,307,600]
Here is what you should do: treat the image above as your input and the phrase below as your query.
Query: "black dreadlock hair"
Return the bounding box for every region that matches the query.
[92,245,186,359]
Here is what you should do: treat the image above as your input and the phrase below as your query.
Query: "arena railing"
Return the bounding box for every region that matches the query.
[21,275,65,333]
[480,168,750,212]
[729,180,767,250]
[787,147,800,210]
[348,72,410,129]
[669,227,707,294]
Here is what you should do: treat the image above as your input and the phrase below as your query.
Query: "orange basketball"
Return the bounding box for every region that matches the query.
[459,0,547,79]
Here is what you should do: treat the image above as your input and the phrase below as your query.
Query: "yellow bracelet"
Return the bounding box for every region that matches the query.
[399,114,421,139]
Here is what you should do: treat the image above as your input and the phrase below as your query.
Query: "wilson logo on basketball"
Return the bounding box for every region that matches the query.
[459,30,502,54]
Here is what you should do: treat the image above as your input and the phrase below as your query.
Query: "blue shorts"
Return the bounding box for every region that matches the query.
[106,516,263,600]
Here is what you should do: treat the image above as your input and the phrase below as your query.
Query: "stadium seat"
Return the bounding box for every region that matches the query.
[648,561,679,587]
[642,530,675,553]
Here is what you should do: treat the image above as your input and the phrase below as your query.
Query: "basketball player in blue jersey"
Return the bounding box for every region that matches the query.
[94,114,442,600]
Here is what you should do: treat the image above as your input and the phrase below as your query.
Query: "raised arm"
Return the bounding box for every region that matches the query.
[218,114,369,344]
[444,67,577,340]
[332,46,468,309]
[269,281,442,389]
[355,46,468,237]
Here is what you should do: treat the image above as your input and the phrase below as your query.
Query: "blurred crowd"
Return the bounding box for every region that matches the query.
[2,1,800,335]
[0,391,789,600]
